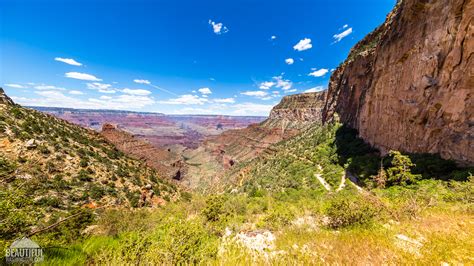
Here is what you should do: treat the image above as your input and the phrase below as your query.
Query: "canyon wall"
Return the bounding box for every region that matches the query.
[323,0,473,164]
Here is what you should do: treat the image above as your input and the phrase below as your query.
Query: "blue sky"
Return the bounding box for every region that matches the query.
[0,0,395,116]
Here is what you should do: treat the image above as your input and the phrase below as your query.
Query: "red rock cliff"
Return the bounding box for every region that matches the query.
[323,0,473,164]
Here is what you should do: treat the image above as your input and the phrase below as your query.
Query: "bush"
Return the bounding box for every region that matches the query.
[260,205,295,230]
[386,151,421,186]
[324,191,382,229]
[146,218,218,264]
[202,195,228,222]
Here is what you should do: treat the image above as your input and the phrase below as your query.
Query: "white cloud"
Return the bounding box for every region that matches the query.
[259,75,293,91]
[159,94,208,105]
[12,90,154,110]
[4,83,25,88]
[272,90,280,95]
[333,27,353,43]
[259,81,275,90]
[65,72,101,81]
[86,82,116,93]
[34,85,65,91]
[122,88,152,96]
[286,89,297,93]
[343,24,349,29]
[198,87,212,94]
[213,98,235,103]
[285,58,294,65]
[55,57,82,66]
[274,75,293,90]
[208,20,229,35]
[304,86,325,93]
[293,38,312,51]
[232,103,273,116]
[133,79,151,85]
[271,35,277,40]
[241,91,268,97]
[69,90,83,95]
[308,68,329,77]
[88,94,155,109]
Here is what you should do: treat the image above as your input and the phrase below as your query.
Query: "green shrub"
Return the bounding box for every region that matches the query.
[324,191,382,229]
[386,151,421,186]
[260,205,295,230]
[202,195,229,222]
[76,170,93,182]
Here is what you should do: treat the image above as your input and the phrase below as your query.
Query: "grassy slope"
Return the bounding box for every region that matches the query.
[28,122,473,265]
[0,102,179,252]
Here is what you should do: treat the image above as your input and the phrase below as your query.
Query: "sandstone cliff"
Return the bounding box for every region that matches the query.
[264,91,327,128]
[101,123,186,180]
[205,91,328,166]
[323,0,473,164]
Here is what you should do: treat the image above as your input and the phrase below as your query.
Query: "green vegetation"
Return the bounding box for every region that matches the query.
[1,103,472,264]
[0,103,179,257]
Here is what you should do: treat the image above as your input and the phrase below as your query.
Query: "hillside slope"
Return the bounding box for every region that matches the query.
[100,123,185,180]
[0,88,179,243]
[323,0,473,164]
[183,91,327,190]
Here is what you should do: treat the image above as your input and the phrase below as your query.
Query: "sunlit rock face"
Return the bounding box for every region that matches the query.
[323,0,473,165]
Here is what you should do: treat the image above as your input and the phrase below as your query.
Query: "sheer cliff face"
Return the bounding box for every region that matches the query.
[264,91,327,128]
[324,0,473,164]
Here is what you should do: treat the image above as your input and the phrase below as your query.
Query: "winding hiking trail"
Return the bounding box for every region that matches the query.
[315,165,332,191]
[286,152,363,193]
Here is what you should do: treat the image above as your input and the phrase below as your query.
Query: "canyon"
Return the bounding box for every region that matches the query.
[323,0,473,164]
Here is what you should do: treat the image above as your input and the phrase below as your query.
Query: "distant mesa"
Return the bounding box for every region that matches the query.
[102,123,118,131]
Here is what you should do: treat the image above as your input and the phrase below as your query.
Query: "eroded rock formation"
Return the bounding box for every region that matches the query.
[323,0,473,164]
[101,123,186,179]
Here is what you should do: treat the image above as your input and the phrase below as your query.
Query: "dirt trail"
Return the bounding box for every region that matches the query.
[336,172,346,192]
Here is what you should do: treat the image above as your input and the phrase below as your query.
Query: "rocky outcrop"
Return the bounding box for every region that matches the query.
[323,0,473,165]
[264,91,327,128]
[204,91,328,168]
[101,123,186,179]
[0,88,14,105]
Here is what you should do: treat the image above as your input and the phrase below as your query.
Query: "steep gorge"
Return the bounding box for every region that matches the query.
[323,0,473,164]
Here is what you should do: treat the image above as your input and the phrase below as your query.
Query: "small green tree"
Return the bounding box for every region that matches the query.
[386,150,421,185]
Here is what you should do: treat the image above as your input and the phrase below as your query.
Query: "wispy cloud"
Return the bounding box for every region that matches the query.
[293,38,312,51]
[55,57,82,66]
[13,90,155,110]
[159,94,208,105]
[65,72,102,81]
[198,87,212,94]
[69,90,84,95]
[34,85,65,91]
[4,83,25,88]
[259,81,275,90]
[208,20,229,35]
[241,90,268,97]
[134,78,177,96]
[232,103,273,116]
[213,98,235,103]
[122,88,151,96]
[258,75,293,91]
[304,86,326,93]
[133,79,151,85]
[86,82,116,93]
[274,75,293,90]
[333,27,353,43]
[308,68,329,77]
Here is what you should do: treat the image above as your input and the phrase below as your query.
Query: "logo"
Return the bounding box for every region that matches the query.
[5,237,44,264]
